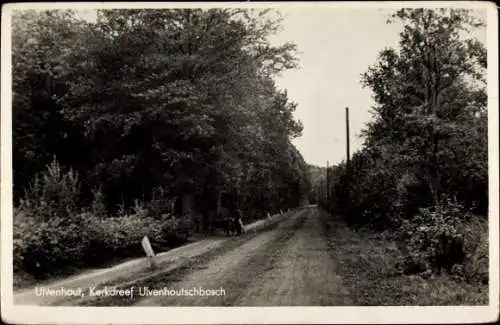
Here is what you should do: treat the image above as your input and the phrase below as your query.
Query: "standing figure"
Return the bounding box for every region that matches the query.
[234,208,245,235]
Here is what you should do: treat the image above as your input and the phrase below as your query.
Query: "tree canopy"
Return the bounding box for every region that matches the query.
[12,8,311,219]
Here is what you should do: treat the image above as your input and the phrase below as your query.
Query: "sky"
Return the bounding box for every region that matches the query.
[268,8,401,167]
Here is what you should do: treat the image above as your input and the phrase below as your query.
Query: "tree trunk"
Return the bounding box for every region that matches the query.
[428,133,440,206]
[216,190,222,215]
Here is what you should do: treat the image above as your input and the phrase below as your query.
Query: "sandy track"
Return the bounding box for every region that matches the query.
[235,208,352,306]
[134,207,351,306]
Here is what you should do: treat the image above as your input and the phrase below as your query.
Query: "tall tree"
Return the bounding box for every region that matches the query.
[362,9,486,207]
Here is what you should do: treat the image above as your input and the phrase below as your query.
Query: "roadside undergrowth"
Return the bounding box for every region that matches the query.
[321,209,488,305]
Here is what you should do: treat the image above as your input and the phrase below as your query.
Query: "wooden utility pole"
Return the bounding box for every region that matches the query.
[326,160,329,202]
[345,107,350,166]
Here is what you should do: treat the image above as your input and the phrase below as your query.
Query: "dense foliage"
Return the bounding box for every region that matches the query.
[12,8,310,277]
[316,9,488,279]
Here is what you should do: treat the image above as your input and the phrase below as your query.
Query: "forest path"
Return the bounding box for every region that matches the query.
[133,206,351,306]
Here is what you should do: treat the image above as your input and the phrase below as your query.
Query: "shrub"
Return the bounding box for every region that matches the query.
[159,214,195,247]
[91,187,107,218]
[13,211,34,273]
[398,197,471,276]
[19,157,80,221]
[81,212,195,264]
[81,212,166,265]
[14,207,197,276]
[329,149,409,230]
[14,213,88,277]
[462,218,488,284]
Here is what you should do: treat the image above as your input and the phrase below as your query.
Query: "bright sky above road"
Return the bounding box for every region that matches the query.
[269,8,401,167]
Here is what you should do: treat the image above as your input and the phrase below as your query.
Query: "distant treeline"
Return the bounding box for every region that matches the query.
[306,165,326,204]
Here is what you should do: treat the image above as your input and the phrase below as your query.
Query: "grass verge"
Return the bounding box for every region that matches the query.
[320,209,488,305]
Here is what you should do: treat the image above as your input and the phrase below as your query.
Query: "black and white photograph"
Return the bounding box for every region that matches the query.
[1,1,498,324]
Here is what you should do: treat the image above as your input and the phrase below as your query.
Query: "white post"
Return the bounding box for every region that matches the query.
[141,236,157,270]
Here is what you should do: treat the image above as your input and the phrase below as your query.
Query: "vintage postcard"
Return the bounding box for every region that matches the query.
[1,1,498,324]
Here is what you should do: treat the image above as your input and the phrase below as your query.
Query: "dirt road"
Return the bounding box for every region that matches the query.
[133,207,351,306]
[17,207,353,306]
